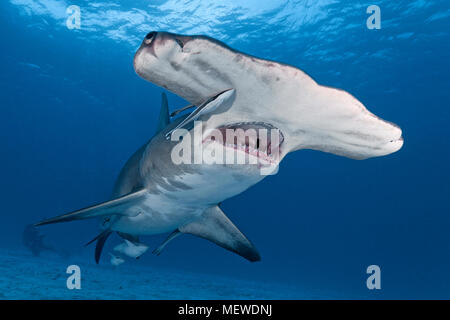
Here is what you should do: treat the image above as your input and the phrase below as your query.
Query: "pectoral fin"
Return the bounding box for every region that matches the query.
[35,189,147,226]
[155,206,260,262]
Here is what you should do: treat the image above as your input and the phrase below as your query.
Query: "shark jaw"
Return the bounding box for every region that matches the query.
[134,31,403,160]
[169,120,285,174]
[202,122,285,166]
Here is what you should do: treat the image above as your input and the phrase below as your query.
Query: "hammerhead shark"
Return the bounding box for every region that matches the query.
[36,32,403,263]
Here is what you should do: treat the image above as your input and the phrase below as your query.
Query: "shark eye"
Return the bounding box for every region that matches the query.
[175,38,184,48]
[145,31,156,40]
[144,31,157,45]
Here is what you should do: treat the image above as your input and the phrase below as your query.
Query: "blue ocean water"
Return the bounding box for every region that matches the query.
[0,0,449,299]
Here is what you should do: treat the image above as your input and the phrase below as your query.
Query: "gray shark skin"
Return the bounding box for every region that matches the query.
[36,32,403,264]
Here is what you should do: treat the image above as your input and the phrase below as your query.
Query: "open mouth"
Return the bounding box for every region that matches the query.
[202,122,284,164]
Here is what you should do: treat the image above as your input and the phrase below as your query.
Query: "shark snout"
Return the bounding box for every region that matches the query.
[371,119,404,155]
[338,121,404,159]
[379,127,404,155]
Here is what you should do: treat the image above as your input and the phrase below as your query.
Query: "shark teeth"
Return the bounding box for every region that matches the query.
[227,143,275,163]
[202,122,284,164]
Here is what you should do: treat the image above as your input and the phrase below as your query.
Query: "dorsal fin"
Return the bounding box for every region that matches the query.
[156,92,170,134]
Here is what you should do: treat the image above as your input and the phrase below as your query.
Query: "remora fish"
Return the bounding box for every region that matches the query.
[114,239,149,259]
[36,32,403,263]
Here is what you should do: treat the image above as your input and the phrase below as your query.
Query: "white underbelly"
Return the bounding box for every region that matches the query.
[110,166,262,235]
[162,166,264,205]
[110,193,204,235]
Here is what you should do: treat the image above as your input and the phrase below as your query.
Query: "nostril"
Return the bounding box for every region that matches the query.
[389,136,403,143]
[144,31,157,44]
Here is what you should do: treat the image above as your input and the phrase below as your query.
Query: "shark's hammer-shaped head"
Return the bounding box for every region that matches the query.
[134,31,403,161]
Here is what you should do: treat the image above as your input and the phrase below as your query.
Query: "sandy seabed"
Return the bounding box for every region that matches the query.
[0,248,321,300]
